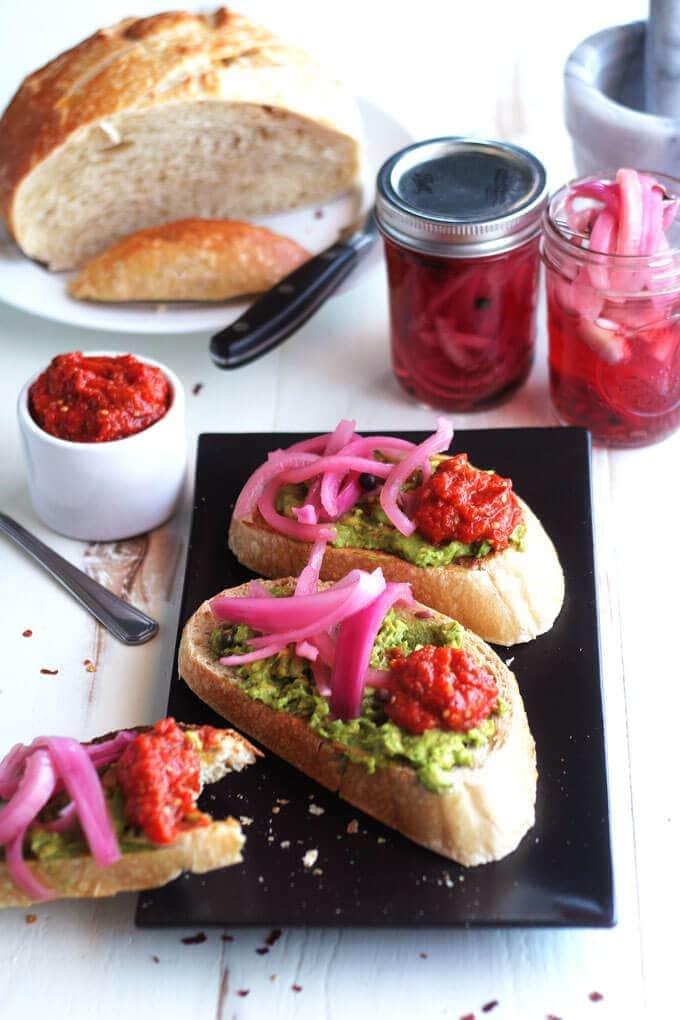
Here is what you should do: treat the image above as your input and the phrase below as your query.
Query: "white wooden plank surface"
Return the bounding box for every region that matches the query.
[1,1,677,1017]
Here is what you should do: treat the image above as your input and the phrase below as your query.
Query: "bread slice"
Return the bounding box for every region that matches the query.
[228,499,565,646]
[0,725,258,908]
[0,9,362,270]
[68,219,309,302]
[179,581,537,866]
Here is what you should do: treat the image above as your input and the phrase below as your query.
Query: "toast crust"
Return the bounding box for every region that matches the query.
[0,819,243,909]
[228,499,565,646]
[68,219,309,302]
[179,580,537,865]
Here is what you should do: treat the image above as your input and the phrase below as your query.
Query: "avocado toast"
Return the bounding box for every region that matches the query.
[0,721,258,907]
[228,420,565,646]
[179,577,537,866]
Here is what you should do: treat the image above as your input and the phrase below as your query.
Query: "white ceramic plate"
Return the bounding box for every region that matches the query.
[0,98,411,334]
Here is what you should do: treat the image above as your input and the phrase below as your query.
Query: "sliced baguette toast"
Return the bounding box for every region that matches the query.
[228,499,565,646]
[0,726,258,908]
[179,580,537,866]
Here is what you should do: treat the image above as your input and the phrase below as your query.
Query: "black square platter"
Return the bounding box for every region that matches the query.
[136,427,614,929]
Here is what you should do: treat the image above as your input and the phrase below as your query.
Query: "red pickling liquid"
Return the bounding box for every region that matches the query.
[29,352,170,443]
[414,453,523,550]
[385,236,540,410]
[116,718,211,845]
[547,282,680,447]
[385,645,498,735]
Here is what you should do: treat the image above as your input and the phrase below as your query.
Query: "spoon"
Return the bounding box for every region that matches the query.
[0,511,159,646]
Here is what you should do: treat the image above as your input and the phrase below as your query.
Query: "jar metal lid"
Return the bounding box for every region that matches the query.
[375,137,548,257]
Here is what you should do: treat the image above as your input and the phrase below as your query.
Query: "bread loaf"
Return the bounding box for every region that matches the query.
[68,218,310,301]
[0,8,362,270]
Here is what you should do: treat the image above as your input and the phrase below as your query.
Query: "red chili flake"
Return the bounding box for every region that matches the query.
[346,819,359,834]
[22,629,32,638]
[265,928,282,947]
[181,932,207,945]
[25,914,37,924]
[482,1003,499,1013]
[40,668,58,675]
[256,947,269,955]
[151,955,160,964]
[292,985,303,993]
[221,933,234,942]
[419,952,428,959]
[589,992,604,1003]
[83,659,96,673]
[237,990,250,997]
[192,383,204,396]
[460,1014,475,1020]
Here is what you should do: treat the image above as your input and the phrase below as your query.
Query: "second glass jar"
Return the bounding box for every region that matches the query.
[376,138,547,411]
[542,172,680,447]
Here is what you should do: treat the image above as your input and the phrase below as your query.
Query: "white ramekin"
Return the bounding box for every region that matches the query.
[17,352,187,542]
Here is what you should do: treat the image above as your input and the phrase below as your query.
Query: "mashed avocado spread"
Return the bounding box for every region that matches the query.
[25,779,153,862]
[211,609,500,793]
[276,482,525,568]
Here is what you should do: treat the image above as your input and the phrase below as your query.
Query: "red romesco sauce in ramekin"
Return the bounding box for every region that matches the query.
[29,352,170,442]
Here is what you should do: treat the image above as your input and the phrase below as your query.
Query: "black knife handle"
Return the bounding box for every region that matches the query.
[210,241,360,369]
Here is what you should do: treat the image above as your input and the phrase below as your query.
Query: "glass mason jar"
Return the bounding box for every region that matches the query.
[375,138,547,411]
[542,173,680,447]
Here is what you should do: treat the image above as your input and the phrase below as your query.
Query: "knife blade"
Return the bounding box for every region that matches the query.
[209,208,378,370]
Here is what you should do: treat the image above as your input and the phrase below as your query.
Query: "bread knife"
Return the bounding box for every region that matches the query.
[209,208,378,369]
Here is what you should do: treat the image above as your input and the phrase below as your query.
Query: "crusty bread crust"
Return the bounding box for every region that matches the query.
[0,8,362,269]
[0,725,259,908]
[0,819,243,909]
[228,499,565,646]
[179,580,537,866]
[68,218,309,302]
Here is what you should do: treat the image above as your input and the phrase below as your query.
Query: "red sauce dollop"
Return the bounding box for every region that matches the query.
[29,352,170,443]
[116,718,215,845]
[414,453,523,549]
[385,645,498,735]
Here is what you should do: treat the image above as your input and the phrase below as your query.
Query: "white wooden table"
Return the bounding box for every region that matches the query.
[0,1,676,1017]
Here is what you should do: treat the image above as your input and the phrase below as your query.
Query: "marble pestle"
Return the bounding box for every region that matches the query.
[645,0,680,116]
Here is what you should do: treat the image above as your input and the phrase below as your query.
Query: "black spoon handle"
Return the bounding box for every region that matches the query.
[210,236,371,370]
[0,512,159,646]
